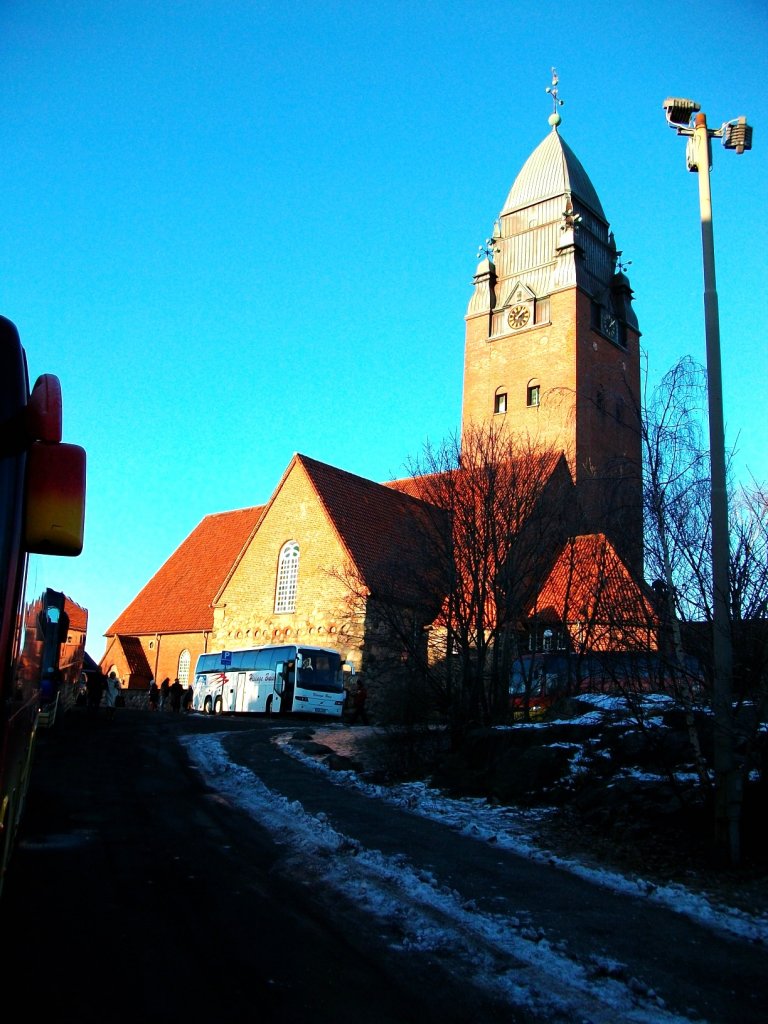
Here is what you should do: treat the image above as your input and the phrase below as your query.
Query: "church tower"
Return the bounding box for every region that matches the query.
[462,77,643,568]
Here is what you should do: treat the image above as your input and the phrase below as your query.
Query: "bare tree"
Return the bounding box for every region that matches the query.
[727,481,768,793]
[640,355,768,864]
[347,426,573,743]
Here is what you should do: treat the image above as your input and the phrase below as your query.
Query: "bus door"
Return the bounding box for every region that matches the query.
[233,671,247,712]
[222,672,237,712]
[274,659,296,713]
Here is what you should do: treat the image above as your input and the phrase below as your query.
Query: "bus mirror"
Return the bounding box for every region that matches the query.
[24,442,86,555]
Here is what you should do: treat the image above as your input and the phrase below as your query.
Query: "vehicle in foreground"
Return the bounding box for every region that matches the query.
[0,315,85,898]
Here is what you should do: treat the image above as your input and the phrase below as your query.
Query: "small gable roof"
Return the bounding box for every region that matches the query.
[528,533,654,625]
[103,635,152,677]
[105,506,263,636]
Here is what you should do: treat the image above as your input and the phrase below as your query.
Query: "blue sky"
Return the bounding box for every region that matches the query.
[2,1,765,654]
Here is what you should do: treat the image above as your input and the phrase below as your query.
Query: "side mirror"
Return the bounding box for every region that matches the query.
[24,441,86,555]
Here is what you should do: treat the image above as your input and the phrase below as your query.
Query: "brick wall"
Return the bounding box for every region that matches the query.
[103,631,209,689]
[462,285,642,566]
[213,460,365,670]
[463,288,579,460]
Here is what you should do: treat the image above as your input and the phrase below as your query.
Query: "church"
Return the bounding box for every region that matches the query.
[100,96,652,699]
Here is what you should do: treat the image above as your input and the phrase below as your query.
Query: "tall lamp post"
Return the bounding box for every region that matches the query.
[662,98,753,863]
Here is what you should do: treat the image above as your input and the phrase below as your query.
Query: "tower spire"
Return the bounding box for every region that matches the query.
[545,67,564,129]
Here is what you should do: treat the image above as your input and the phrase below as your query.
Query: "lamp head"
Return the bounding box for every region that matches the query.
[662,97,700,129]
[722,116,753,154]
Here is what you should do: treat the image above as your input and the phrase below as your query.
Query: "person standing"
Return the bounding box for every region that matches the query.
[148,678,159,711]
[349,678,369,725]
[160,677,170,712]
[170,678,183,713]
[104,671,121,721]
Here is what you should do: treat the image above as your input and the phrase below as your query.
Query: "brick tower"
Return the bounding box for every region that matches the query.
[462,88,643,568]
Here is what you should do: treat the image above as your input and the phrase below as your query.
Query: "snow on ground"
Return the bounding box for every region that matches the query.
[279,725,768,944]
[180,725,768,1024]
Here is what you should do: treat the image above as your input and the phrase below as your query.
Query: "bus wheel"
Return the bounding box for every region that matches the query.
[214,697,222,715]
[204,697,212,715]
[265,696,272,717]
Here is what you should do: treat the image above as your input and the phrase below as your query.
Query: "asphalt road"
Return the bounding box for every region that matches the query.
[2,707,515,1024]
[3,706,767,1024]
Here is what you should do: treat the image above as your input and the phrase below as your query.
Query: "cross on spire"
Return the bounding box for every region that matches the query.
[546,67,564,128]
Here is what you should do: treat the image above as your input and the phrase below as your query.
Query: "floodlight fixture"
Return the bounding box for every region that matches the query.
[722,116,753,154]
[662,97,700,130]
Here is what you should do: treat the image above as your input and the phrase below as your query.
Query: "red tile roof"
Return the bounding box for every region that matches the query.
[297,455,446,602]
[385,452,567,504]
[105,506,263,636]
[385,472,445,501]
[112,635,151,677]
[64,596,88,633]
[528,533,655,625]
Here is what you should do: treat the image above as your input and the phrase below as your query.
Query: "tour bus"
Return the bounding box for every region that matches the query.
[192,644,351,718]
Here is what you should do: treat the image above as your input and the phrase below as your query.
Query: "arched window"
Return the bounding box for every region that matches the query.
[275,541,300,613]
[178,650,191,686]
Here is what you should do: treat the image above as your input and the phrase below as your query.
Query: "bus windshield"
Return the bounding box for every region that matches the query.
[297,649,343,692]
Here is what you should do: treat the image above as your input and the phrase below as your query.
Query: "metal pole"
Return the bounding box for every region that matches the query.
[692,112,737,858]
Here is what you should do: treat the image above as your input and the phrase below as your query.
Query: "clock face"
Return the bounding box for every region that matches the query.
[508,304,530,330]
[602,313,617,339]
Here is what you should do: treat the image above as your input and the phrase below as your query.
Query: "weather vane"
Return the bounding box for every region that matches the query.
[615,251,633,273]
[546,67,564,127]
[477,222,500,261]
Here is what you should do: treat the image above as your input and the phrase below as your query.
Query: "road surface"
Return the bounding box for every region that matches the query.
[3,707,765,1024]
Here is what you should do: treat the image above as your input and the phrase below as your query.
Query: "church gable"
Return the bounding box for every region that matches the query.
[215,456,355,646]
[215,454,443,648]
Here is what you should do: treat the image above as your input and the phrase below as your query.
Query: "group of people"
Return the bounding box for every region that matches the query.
[148,677,193,712]
[79,673,195,715]
[81,670,367,722]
